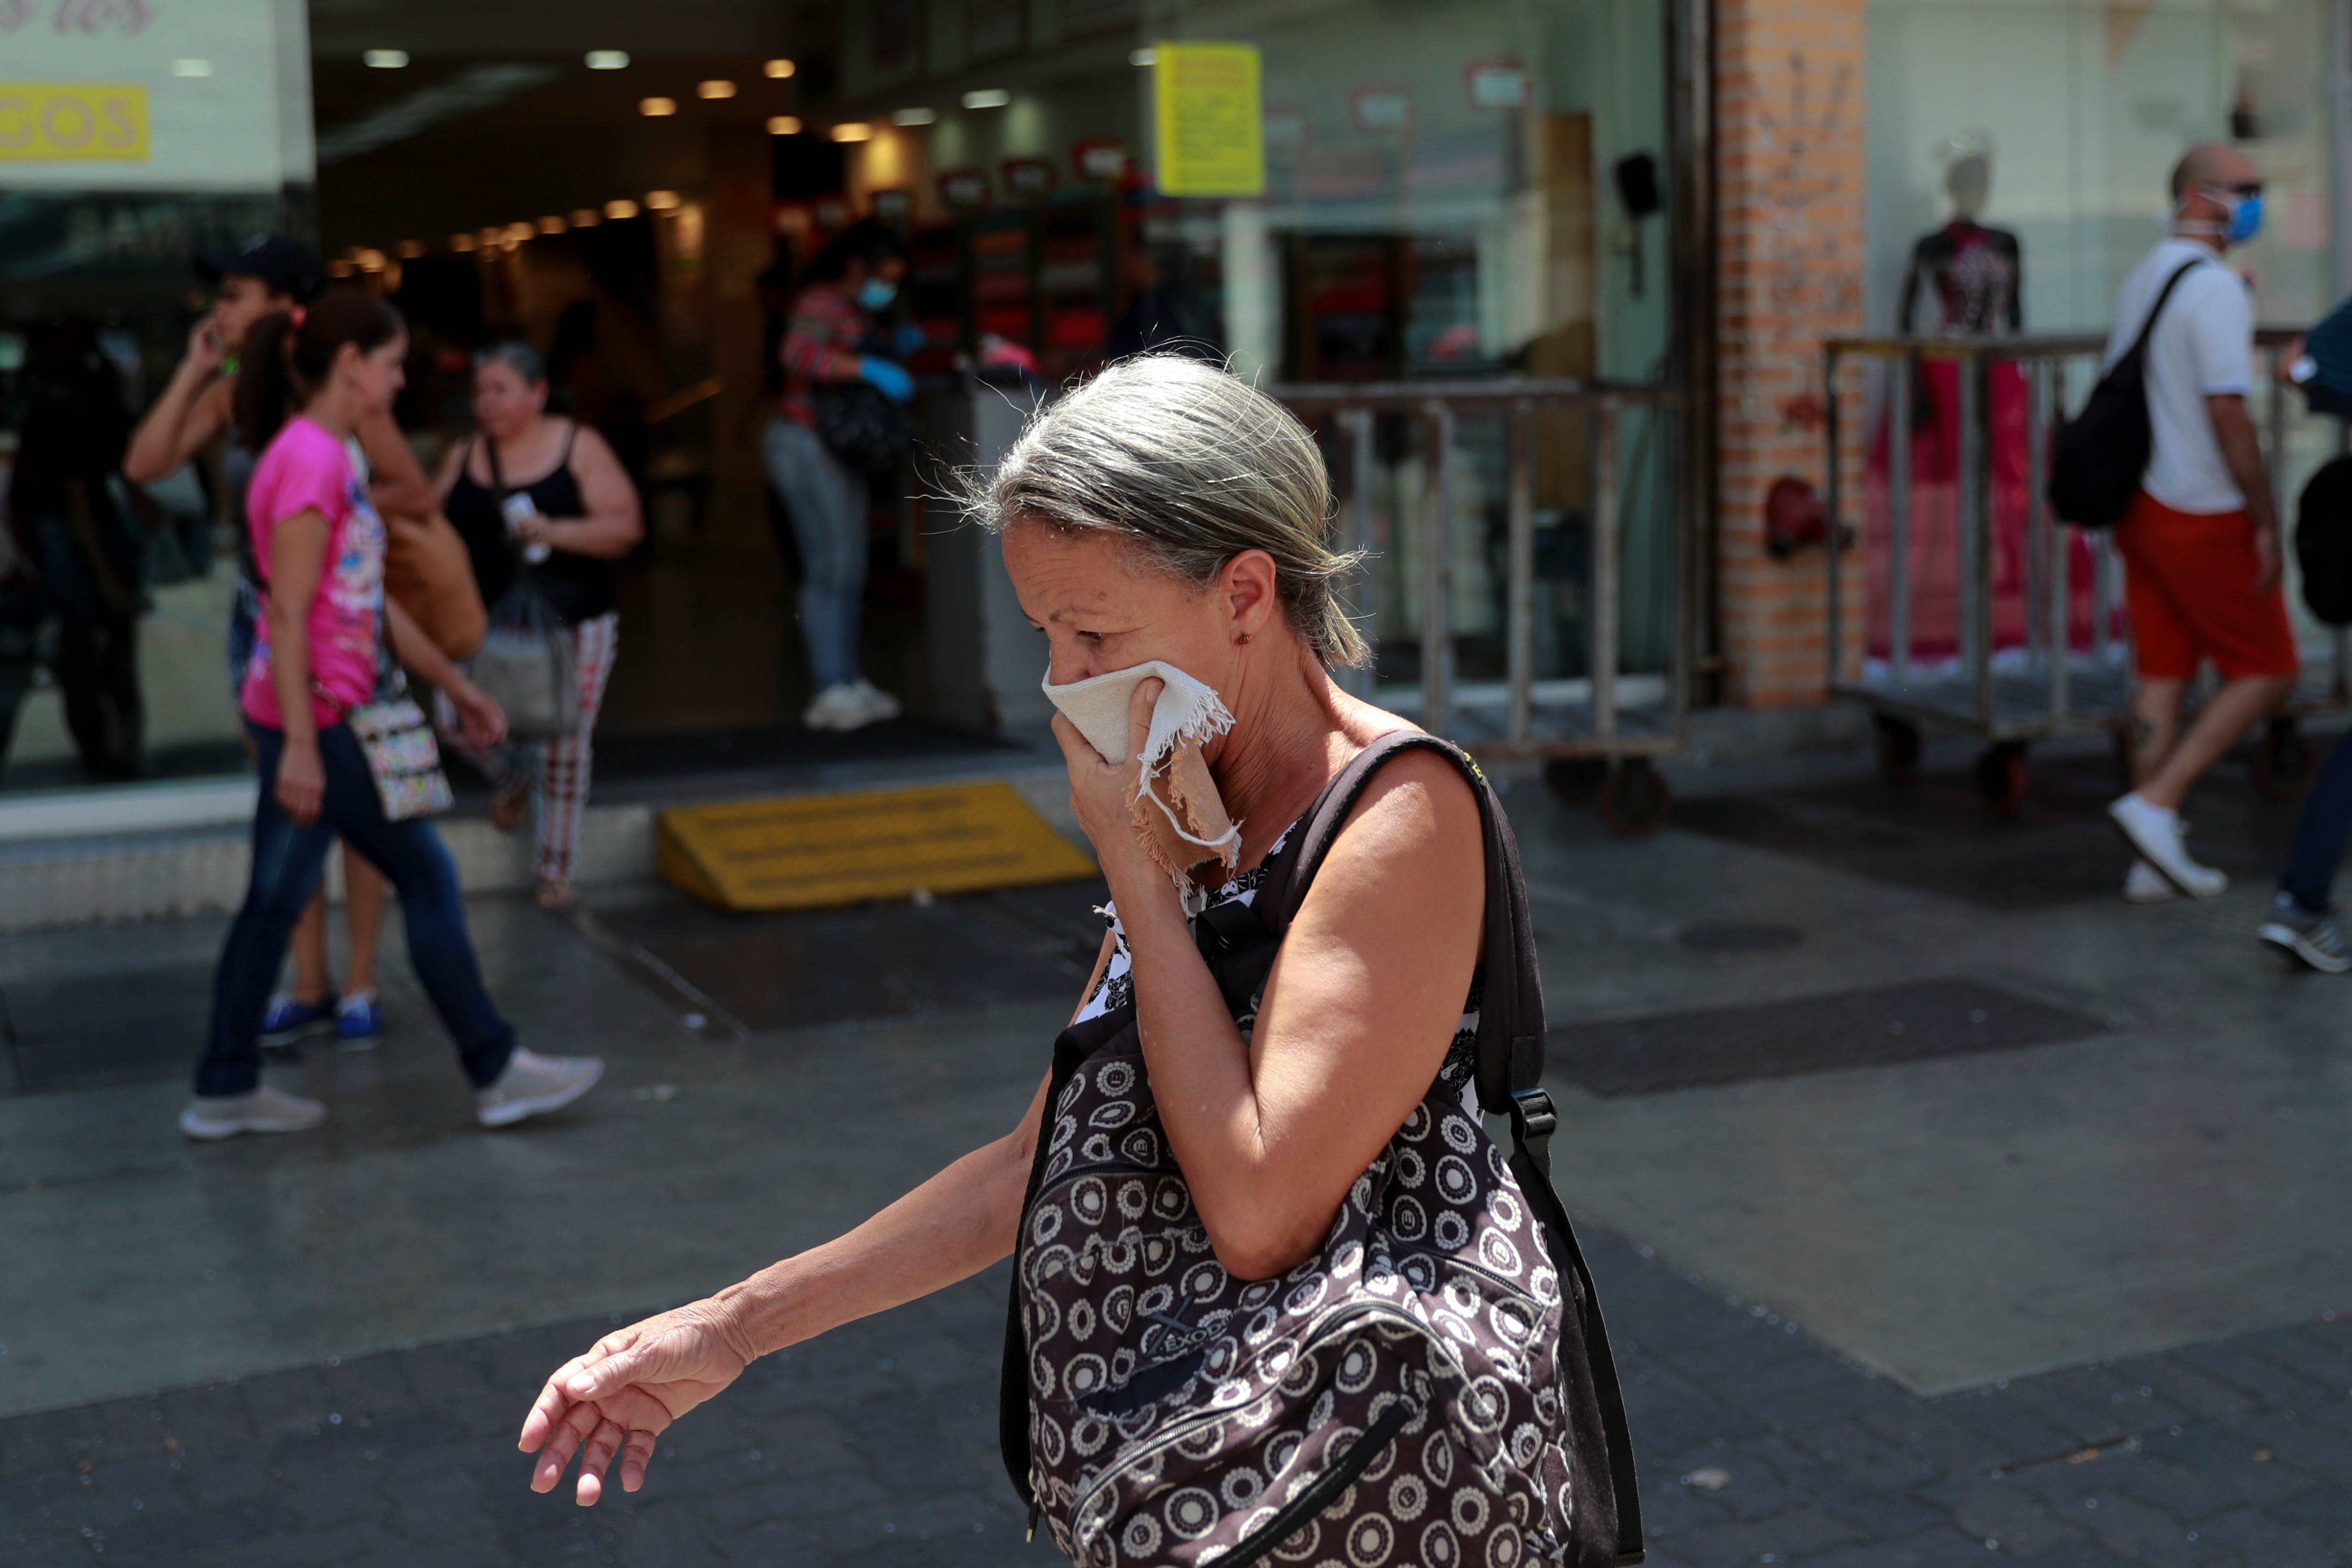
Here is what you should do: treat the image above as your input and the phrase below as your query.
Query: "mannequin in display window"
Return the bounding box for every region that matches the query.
[1868,141,2068,665]
[1898,152,2022,338]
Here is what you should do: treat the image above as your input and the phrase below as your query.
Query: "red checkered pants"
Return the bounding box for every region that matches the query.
[448,613,618,887]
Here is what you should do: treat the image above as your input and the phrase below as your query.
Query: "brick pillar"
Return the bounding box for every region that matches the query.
[1713,0,1867,705]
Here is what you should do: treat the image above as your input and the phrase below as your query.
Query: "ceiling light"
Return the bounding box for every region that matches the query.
[640,97,677,117]
[764,59,796,78]
[585,50,630,70]
[452,234,477,252]
[767,116,802,135]
[363,49,408,69]
[571,208,602,227]
[697,80,736,99]
[170,59,213,77]
[893,107,936,126]
[327,259,356,278]
[1129,48,1158,66]
[505,221,535,242]
[606,199,640,219]
[830,123,872,143]
[962,89,1010,109]
[645,190,681,211]
[538,215,568,234]
[358,249,388,273]
[478,226,504,245]
[396,239,425,259]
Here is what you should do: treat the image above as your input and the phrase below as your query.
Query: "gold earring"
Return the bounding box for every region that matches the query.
[1235,631,1252,646]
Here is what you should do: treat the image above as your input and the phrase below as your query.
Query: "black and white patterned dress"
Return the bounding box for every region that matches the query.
[1073,817,1483,1107]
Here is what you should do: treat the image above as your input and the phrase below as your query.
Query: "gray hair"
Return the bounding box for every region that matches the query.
[473,339,547,385]
[969,355,1369,667]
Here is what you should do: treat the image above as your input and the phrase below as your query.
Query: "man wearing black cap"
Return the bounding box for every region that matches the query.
[125,236,436,1051]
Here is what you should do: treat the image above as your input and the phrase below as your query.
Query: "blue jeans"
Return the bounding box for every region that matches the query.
[2281,732,2352,912]
[761,415,868,692]
[195,721,517,1098]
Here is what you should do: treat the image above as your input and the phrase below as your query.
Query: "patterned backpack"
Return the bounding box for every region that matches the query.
[1000,733,1644,1567]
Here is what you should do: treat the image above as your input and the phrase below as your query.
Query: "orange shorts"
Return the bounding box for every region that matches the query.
[2114,490,2299,681]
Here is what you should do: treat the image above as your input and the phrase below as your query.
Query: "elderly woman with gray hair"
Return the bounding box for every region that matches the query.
[515,357,1636,1566]
[437,343,643,909]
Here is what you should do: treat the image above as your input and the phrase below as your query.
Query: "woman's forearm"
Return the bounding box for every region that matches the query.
[711,1110,1036,1360]
[545,513,640,560]
[269,603,319,746]
[384,598,463,690]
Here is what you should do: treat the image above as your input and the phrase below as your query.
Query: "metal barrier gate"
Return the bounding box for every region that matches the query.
[1273,378,1694,833]
[1822,330,2347,811]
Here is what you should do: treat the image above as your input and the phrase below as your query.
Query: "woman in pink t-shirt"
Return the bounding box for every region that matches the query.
[183,290,604,1142]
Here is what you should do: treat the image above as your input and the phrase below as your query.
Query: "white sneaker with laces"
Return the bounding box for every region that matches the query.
[2122,860,2177,903]
[849,679,902,724]
[802,682,865,732]
[180,1085,329,1140]
[2108,793,2227,898]
[475,1047,604,1128]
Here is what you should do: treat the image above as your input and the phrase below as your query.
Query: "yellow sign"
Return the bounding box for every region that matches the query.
[1153,43,1264,197]
[658,780,1098,912]
[0,83,151,162]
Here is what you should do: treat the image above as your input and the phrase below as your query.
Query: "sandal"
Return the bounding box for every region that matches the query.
[491,778,531,833]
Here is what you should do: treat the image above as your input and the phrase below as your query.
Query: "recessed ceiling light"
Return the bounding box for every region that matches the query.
[764,59,796,79]
[767,116,802,135]
[962,89,1010,109]
[645,190,682,211]
[606,199,640,219]
[571,208,602,227]
[452,234,477,253]
[478,227,503,245]
[538,216,568,235]
[327,259,356,278]
[504,222,535,242]
[585,50,630,70]
[893,107,936,126]
[396,239,425,259]
[830,123,872,143]
[697,80,736,99]
[170,59,213,77]
[640,97,677,117]
[363,49,408,69]
[1129,49,1158,66]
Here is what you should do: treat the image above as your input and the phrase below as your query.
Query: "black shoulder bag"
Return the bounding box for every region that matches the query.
[2046,259,2204,528]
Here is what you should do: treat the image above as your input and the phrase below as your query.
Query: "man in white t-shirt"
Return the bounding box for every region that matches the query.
[2106,144,2300,901]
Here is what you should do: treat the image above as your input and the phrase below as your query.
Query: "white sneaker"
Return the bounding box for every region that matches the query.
[849,679,902,724]
[180,1085,329,1141]
[475,1047,603,1128]
[2122,860,2178,904]
[2108,793,2227,898]
[802,682,866,732]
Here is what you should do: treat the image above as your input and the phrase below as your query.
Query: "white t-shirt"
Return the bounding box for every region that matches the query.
[2101,237,2254,515]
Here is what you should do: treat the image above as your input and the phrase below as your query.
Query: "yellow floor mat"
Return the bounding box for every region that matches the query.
[657,780,1097,911]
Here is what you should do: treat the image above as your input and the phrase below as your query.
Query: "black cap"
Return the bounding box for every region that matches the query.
[193,236,325,304]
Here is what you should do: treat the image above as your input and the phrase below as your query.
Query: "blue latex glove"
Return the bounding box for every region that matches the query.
[894,322,928,358]
[858,356,914,404]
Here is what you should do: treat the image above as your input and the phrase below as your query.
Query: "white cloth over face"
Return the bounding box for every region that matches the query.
[1043,660,1241,910]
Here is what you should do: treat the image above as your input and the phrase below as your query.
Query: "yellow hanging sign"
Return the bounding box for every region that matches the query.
[0,84,151,162]
[1152,43,1264,197]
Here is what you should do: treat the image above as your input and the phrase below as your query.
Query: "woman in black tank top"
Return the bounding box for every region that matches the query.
[434,343,643,907]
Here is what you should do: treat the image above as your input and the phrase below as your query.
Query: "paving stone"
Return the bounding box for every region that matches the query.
[1647,1502,1867,1567]
[1931,1476,2086,1556]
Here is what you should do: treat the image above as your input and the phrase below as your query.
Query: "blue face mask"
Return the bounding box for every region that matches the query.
[2224,191,2264,246]
[855,277,898,311]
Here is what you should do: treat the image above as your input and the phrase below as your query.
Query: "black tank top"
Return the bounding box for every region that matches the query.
[445,421,616,625]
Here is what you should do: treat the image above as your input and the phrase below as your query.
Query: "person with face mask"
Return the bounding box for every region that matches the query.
[2103,144,2299,905]
[763,220,914,732]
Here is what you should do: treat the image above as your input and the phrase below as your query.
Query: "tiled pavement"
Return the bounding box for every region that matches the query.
[5,1224,2348,1567]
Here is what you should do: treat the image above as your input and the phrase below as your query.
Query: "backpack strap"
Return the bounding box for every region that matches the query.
[1255,730,1645,1564]
[2121,258,2206,367]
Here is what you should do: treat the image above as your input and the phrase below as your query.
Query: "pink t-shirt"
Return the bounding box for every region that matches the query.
[239,417,385,729]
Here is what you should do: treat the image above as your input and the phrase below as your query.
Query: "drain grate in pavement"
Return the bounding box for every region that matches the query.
[1549,976,2109,1096]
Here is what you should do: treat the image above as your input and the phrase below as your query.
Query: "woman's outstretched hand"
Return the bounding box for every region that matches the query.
[518,1300,754,1505]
